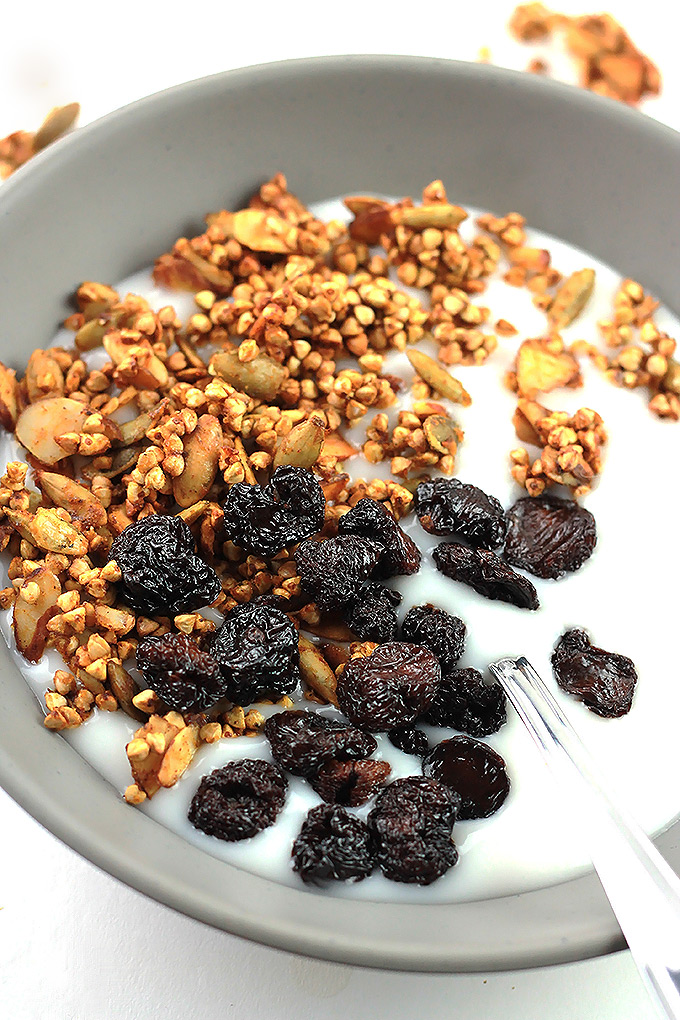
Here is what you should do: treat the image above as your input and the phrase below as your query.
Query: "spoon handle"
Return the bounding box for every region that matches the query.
[489,656,680,1020]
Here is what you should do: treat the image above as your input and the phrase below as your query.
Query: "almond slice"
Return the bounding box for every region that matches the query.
[515,339,582,398]
[13,567,61,661]
[15,397,89,465]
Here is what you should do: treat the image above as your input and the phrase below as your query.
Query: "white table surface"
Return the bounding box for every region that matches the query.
[0,2,676,1016]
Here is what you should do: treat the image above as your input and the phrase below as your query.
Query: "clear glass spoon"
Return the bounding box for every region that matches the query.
[488,656,680,1020]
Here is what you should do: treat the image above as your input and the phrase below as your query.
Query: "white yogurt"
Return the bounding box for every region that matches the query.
[3,197,680,904]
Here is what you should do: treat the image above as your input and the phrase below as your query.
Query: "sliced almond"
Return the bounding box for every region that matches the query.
[273,414,326,469]
[548,269,595,330]
[107,660,145,721]
[512,398,551,445]
[35,470,107,528]
[210,349,286,402]
[32,103,80,152]
[298,635,338,705]
[173,414,223,508]
[321,432,358,461]
[0,362,20,430]
[406,349,471,406]
[515,339,582,398]
[13,567,61,661]
[509,246,551,272]
[231,208,293,254]
[398,204,467,230]
[15,397,89,465]
[157,723,200,787]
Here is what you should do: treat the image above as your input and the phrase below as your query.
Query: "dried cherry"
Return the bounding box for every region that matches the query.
[292,804,374,884]
[368,776,460,885]
[503,496,596,579]
[188,759,287,841]
[110,514,221,616]
[433,543,539,610]
[387,725,430,758]
[210,601,299,705]
[423,736,510,819]
[401,604,466,674]
[309,759,391,806]
[222,465,325,557]
[295,535,383,610]
[415,478,507,548]
[337,642,441,732]
[338,497,421,577]
[135,632,225,714]
[342,583,401,643]
[551,628,637,717]
[424,668,507,736]
[264,709,377,777]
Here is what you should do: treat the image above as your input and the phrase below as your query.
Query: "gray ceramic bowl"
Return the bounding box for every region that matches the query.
[0,55,678,973]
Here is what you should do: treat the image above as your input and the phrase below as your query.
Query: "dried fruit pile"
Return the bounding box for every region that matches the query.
[0,174,645,888]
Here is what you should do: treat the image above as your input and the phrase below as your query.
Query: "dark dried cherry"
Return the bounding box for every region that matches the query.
[423,736,510,819]
[342,583,401,643]
[110,514,221,616]
[337,642,441,732]
[309,759,391,806]
[424,668,507,736]
[188,759,286,841]
[387,725,430,758]
[414,478,507,548]
[222,465,325,557]
[433,543,539,610]
[295,535,383,610]
[264,709,377,777]
[338,497,421,577]
[135,632,225,714]
[401,604,466,674]
[210,601,299,705]
[551,628,637,718]
[503,495,596,579]
[292,804,374,884]
[368,776,460,885]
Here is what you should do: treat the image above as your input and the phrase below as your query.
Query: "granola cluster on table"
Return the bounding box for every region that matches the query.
[0,174,665,884]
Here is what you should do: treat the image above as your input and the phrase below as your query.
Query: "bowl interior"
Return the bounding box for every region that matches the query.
[0,55,678,972]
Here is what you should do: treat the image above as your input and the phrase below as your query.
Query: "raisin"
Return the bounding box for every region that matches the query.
[368,776,460,885]
[210,601,299,705]
[188,759,287,841]
[338,498,421,577]
[309,759,392,806]
[433,543,539,610]
[388,725,430,757]
[110,514,221,616]
[503,495,596,579]
[423,736,510,819]
[414,478,507,548]
[264,709,377,777]
[222,465,325,557]
[342,583,401,643]
[295,535,383,610]
[292,804,374,884]
[551,628,637,718]
[401,604,466,674]
[135,632,225,714]
[424,668,507,737]
[337,642,441,732]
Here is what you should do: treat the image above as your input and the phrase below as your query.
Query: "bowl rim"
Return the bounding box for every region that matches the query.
[1,53,679,973]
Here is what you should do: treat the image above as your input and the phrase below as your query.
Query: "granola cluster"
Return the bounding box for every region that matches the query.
[510,400,607,498]
[508,5,661,106]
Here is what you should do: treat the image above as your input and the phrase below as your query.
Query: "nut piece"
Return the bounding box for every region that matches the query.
[210,349,287,402]
[273,414,326,469]
[13,567,61,661]
[172,414,223,508]
[548,269,596,330]
[0,362,20,430]
[15,397,89,465]
[32,103,80,152]
[127,714,200,797]
[406,349,471,406]
[298,635,338,705]
[35,471,107,528]
[514,338,582,398]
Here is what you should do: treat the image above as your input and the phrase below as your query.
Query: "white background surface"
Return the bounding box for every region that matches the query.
[0,1,676,1017]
